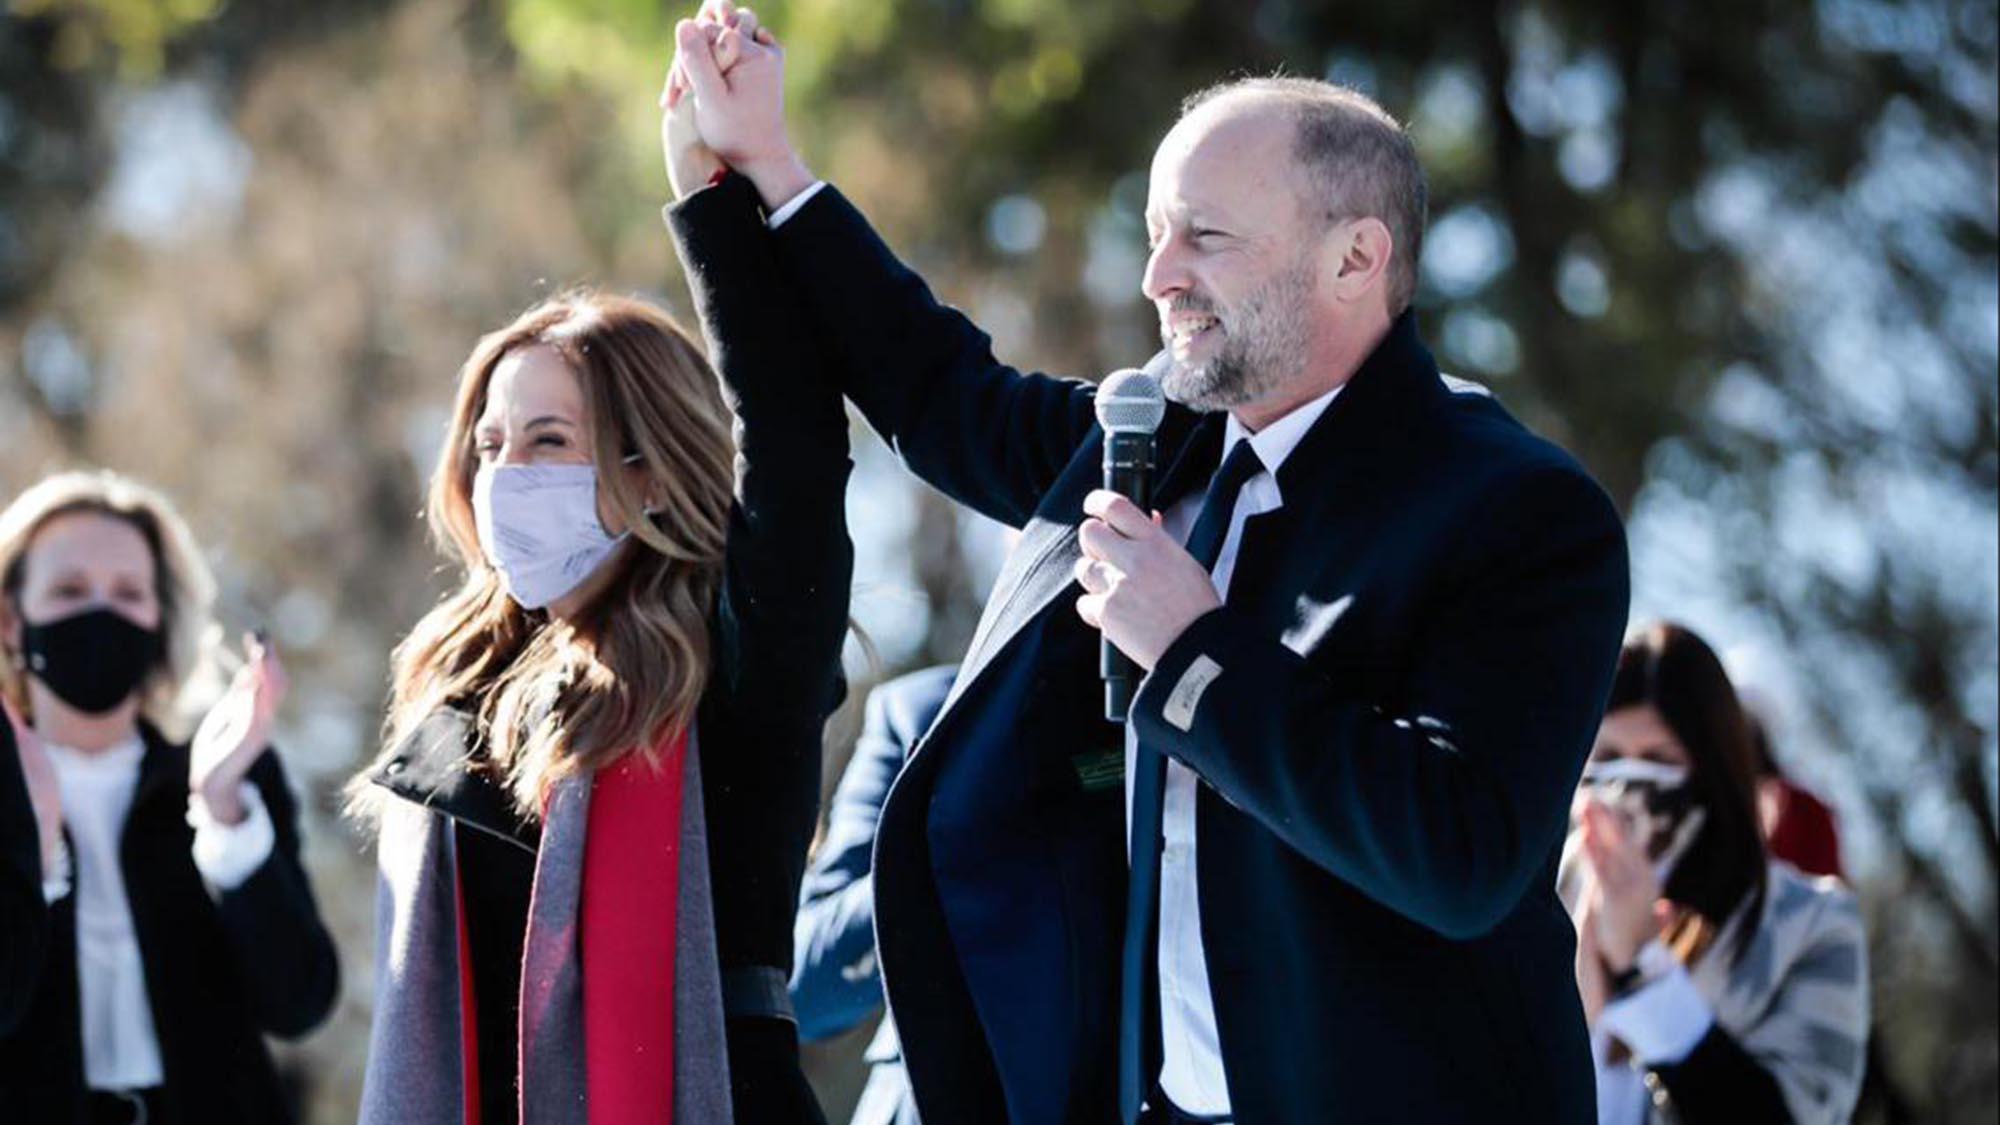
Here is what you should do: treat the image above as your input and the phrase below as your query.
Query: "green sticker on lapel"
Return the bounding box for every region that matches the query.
[1072,748,1124,793]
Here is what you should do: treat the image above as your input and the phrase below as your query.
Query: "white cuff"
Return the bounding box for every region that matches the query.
[41,838,72,903]
[188,782,276,891]
[767,181,828,228]
[1600,961,1715,1065]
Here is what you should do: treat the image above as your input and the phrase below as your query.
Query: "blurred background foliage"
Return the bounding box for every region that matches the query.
[1,0,1993,1120]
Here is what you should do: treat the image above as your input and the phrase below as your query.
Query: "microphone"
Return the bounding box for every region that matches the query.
[1094,365,1167,722]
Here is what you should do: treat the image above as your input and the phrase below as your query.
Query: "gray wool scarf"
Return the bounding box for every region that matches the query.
[359,731,732,1124]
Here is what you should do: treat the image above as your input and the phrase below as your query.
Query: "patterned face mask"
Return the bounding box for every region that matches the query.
[1580,757,1709,884]
[472,463,629,610]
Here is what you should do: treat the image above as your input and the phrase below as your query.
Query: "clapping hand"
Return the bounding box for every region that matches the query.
[189,633,287,826]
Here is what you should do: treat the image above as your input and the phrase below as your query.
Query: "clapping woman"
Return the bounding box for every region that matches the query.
[0,470,339,1124]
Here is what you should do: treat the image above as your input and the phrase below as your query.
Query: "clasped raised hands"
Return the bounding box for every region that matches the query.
[660,0,816,208]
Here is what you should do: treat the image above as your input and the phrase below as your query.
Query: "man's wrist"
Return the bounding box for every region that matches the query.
[737,151,816,212]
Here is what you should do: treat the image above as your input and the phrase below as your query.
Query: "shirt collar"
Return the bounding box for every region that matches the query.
[1222,382,1345,484]
[44,733,146,775]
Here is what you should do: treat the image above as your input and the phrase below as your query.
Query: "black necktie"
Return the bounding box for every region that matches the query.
[1118,438,1265,1124]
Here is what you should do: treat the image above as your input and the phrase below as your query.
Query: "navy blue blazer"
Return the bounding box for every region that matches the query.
[792,665,956,1125]
[682,178,1631,1125]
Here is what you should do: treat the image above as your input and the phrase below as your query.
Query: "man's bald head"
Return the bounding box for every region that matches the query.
[1178,78,1428,315]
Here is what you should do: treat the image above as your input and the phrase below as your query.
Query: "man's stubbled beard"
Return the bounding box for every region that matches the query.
[1159,254,1317,412]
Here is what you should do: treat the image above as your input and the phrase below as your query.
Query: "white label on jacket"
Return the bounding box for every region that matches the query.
[1163,655,1224,732]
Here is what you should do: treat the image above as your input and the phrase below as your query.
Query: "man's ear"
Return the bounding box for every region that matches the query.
[1329,217,1395,304]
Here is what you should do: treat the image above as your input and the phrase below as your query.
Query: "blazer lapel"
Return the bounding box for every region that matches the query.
[130,724,187,822]
[939,512,1081,719]
[932,407,1227,730]
[1151,412,1226,513]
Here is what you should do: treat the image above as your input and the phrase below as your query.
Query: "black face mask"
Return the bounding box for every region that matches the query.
[20,607,166,716]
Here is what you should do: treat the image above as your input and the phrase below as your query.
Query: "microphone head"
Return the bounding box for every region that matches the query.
[1096,368,1167,435]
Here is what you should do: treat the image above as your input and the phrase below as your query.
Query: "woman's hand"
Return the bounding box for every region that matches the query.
[5,699,63,877]
[189,633,287,825]
[663,19,725,198]
[1578,797,1670,971]
[1571,877,1610,1025]
[665,76,726,199]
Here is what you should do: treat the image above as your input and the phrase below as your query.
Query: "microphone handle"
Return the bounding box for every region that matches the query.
[1102,431,1155,722]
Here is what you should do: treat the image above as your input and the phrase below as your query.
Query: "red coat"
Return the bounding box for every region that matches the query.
[1761,777,1844,879]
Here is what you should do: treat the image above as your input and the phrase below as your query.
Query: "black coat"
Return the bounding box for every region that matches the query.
[1,717,50,1036]
[0,723,339,1124]
[677,182,1633,1124]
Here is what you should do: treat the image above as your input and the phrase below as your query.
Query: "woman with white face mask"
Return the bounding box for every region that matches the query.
[1563,622,1870,1125]
[348,284,851,1118]
[0,471,339,1123]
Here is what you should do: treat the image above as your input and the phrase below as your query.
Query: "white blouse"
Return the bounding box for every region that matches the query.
[43,735,274,1092]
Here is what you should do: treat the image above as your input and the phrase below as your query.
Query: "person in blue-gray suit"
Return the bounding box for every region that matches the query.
[792,665,956,1125]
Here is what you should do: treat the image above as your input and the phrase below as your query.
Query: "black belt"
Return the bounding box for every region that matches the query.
[1140,1087,1233,1125]
[721,964,795,1023]
[88,1087,163,1125]
[1144,1088,1232,1120]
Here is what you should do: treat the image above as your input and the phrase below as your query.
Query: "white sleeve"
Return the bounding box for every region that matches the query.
[766,181,829,228]
[187,782,276,891]
[1599,962,1716,1065]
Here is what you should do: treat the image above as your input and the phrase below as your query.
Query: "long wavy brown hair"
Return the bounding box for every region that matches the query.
[353,290,732,819]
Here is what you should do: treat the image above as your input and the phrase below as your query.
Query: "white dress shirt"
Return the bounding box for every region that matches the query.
[766,180,828,227]
[1126,384,1343,1115]
[1592,940,1718,1125]
[44,735,275,1091]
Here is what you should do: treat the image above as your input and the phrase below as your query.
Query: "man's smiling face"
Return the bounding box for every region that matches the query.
[1143,99,1326,413]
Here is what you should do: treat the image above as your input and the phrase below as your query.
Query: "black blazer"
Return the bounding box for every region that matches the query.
[371,174,855,1124]
[0,723,339,1124]
[1,717,50,1036]
[681,182,1632,1124]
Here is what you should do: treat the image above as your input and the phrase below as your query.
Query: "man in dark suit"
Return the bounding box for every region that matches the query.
[671,13,1630,1124]
[791,665,957,1125]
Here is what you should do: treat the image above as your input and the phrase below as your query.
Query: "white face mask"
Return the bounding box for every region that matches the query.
[1580,758,1709,885]
[473,463,628,610]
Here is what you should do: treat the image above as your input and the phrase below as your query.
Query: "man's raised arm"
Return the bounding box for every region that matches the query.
[671,12,1101,528]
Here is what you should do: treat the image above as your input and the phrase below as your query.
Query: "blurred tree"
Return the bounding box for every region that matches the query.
[1,0,409,448]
